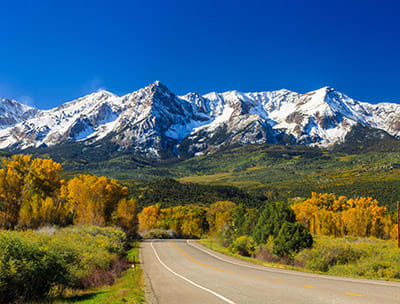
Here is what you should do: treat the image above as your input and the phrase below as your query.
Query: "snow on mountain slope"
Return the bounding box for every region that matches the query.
[0,91,120,149]
[0,81,399,158]
[0,98,38,129]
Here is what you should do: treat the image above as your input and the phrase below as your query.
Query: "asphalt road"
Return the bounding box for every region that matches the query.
[140,239,400,304]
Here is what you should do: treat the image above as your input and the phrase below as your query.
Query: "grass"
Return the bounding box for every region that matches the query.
[38,242,145,304]
[200,237,400,282]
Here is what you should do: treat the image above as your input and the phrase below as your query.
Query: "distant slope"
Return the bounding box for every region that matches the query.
[333,124,400,153]
[53,143,399,210]
[4,143,400,210]
[127,178,264,209]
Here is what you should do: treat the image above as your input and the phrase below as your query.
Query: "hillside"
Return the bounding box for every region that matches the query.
[173,145,400,210]
[45,144,398,211]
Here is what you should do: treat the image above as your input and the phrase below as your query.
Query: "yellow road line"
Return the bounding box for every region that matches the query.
[304,285,315,288]
[256,276,262,279]
[346,292,363,297]
[169,240,233,273]
[275,280,283,283]
[151,242,237,304]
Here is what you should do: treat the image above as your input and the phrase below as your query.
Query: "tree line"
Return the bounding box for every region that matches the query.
[291,192,398,239]
[138,201,313,257]
[0,155,138,237]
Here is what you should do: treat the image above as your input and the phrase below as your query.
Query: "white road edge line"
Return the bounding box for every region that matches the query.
[187,240,265,271]
[187,240,400,287]
[150,241,237,304]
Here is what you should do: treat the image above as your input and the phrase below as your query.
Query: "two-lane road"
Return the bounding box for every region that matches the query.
[140,239,400,304]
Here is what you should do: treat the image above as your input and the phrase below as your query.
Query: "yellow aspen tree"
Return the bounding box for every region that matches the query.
[138,204,162,231]
[66,174,128,226]
[116,198,138,238]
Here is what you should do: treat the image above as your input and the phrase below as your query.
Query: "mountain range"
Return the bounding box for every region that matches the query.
[0,81,399,159]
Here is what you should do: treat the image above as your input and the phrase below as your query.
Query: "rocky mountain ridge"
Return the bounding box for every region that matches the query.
[0,81,399,158]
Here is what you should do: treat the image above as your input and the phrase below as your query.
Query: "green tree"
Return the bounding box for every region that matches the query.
[253,202,296,245]
[273,222,313,257]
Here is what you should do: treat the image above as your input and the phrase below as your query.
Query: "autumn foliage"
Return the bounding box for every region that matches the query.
[0,155,65,229]
[65,174,128,226]
[291,192,395,239]
[0,155,137,236]
[139,204,210,237]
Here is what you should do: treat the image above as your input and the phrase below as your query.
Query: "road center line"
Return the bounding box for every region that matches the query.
[187,240,265,271]
[170,240,233,273]
[345,292,363,297]
[150,242,237,304]
[304,285,315,288]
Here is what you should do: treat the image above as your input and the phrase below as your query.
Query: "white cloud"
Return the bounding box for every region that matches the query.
[81,77,107,95]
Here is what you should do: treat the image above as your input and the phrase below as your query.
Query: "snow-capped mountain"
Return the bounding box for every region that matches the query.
[0,98,38,129]
[0,81,399,158]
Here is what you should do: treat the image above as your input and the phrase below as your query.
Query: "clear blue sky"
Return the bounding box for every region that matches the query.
[0,0,399,108]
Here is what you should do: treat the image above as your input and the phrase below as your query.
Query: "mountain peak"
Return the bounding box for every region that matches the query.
[306,86,336,96]
[0,97,37,112]
[0,83,399,156]
[0,97,38,129]
[90,89,115,98]
[149,80,169,91]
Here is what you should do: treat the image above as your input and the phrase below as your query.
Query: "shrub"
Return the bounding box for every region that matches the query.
[295,237,400,279]
[229,236,256,257]
[273,222,313,257]
[0,231,72,303]
[295,240,361,272]
[140,229,178,239]
[255,237,281,263]
[0,226,127,303]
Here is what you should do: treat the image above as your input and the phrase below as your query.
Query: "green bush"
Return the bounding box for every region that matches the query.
[0,226,127,303]
[229,236,256,257]
[253,202,296,245]
[296,237,400,280]
[0,231,72,302]
[273,222,313,257]
[295,239,361,272]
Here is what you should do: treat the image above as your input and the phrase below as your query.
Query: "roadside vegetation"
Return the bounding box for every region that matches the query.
[1,152,399,302]
[200,236,400,281]
[0,155,142,303]
[44,241,145,304]
[138,193,399,281]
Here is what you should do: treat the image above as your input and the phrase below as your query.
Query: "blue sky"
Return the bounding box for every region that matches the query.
[0,0,399,108]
